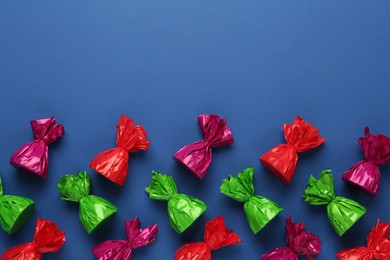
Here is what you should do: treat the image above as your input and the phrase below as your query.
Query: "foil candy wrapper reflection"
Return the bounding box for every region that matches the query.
[10,117,64,178]
[174,114,234,180]
[303,169,366,237]
[92,217,158,260]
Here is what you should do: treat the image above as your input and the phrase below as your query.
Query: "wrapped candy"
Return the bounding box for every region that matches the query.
[58,171,118,234]
[261,216,321,260]
[173,114,234,180]
[174,216,242,260]
[342,127,390,196]
[10,117,64,178]
[303,169,366,237]
[92,217,158,259]
[1,218,65,260]
[260,116,326,184]
[90,115,150,185]
[0,176,35,234]
[336,220,390,260]
[145,171,207,234]
[220,166,282,234]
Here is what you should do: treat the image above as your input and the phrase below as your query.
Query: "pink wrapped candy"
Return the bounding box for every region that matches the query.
[10,117,64,178]
[173,114,234,179]
[261,216,321,260]
[342,127,390,196]
[92,217,158,259]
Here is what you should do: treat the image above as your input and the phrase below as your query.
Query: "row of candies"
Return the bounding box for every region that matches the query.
[3,215,390,259]
[9,114,387,193]
[1,114,389,259]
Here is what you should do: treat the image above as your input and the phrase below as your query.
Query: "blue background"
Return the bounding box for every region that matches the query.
[0,1,389,259]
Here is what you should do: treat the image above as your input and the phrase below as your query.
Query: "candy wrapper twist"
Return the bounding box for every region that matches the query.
[173,114,234,179]
[92,217,158,260]
[220,166,282,234]
[337,220,390,260]
[90,115,150,185]
[342,127,390,196]
[303,169,366,236]
[145,171,207,233]
[10,117,64,178]
[260,116,326,184]
[1,218,65,260]
[261,216,321,260]
[0,176,35,235]
[58,171,117,234]
[174,216,242,260]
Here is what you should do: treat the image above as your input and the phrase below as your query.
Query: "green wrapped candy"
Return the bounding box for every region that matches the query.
[145,171,207,234]
[0,176,35,235]
[303,169,366,236]
[220,166,283,234]
[58,171,117,234]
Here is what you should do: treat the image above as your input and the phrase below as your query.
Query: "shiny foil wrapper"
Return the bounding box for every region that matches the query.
[173,114,234,180]
[145,171,207,234]
[337,220,390,260]
[303,169,366,237]
[10,117,64,178]
[342,127,390,196]
[90,115,150,185]
[260,116,326,184]
[0,176,35,235]
[92,217,158,260]
[58,171,117,234]
[1,218,65,260]
[220,166,283,234]
[261,216,321,260]
[174,216,242,260]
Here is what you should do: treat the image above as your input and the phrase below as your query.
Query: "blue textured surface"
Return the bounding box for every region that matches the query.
[1,1,390,259]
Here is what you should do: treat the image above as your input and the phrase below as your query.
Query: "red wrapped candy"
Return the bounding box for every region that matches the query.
[336,220,390,260]
[90,115,150,185]
[260,116,326,184]
[261,216,321,260]
[1,218,66,260]
[342,127,390,196]
[174,216,242,260]
[173,114,234,180]
[10,117,64,178]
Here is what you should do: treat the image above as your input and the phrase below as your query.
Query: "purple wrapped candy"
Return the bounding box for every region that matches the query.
[173,114,234,179]
[342,127,390,196]
[10,117,64,179]
[92,217,158,260]
[261,216,321,260]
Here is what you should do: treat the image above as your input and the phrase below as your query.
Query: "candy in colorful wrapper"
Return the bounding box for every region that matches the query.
[342,127,390,196]
[58,171,118,234]
[145,171,207,234]
[336,220,390,260]
[90,115,150,185]
[1,218,65,260]
[10,117,64,178]
[261,216,321,260]
[174,216,242,260]
[259,116,326,184]
[173,114,234,180]
[92,217,158,260]
[303,169,366,237]
[220,166,283,234]
[0,176,35,234]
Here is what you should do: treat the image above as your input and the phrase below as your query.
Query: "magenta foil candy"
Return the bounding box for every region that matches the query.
[342,127,390,196]
[92,217,158,260]
[261,216,321,260]
[173,114,234,179]
[10,117,64,178]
